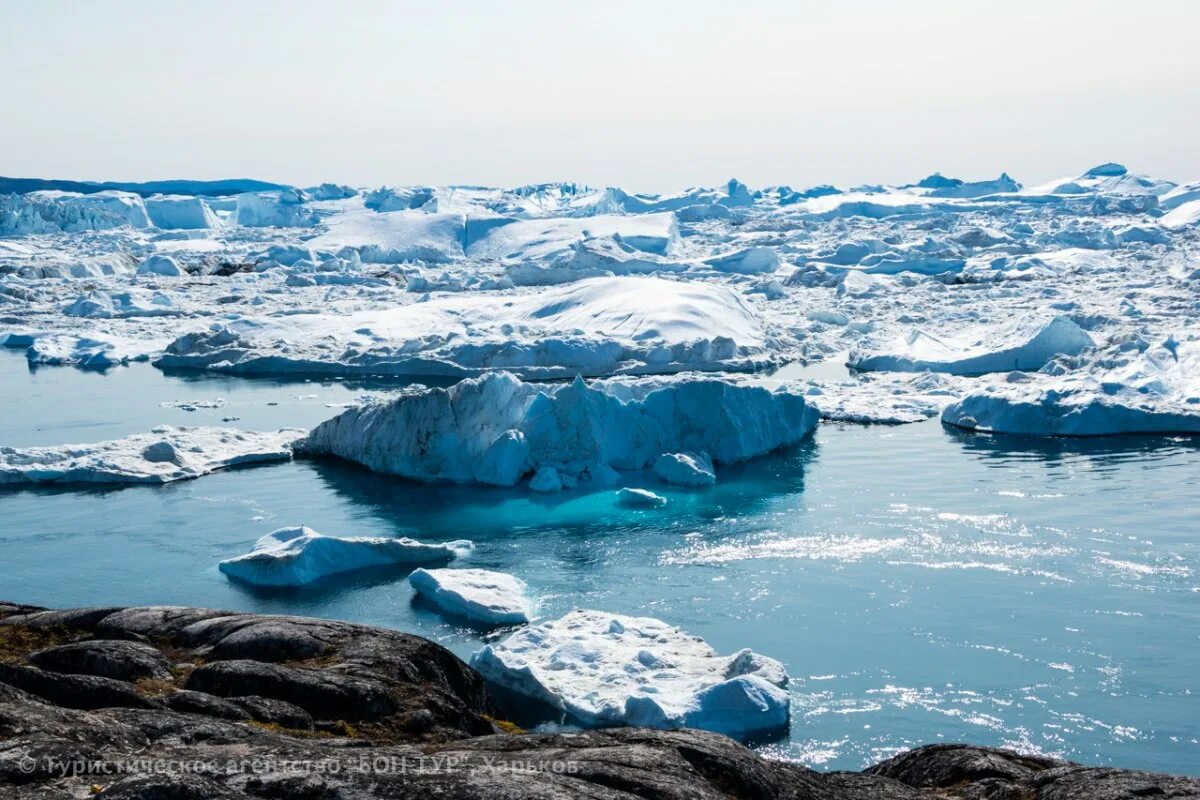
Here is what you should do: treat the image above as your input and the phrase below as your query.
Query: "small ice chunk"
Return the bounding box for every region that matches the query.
[409,568,532,625]
[654,452,716,486]
[616,487,667,508]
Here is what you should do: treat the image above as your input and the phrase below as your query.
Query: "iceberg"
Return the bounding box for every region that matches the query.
[136,254,186,276]
[63,290,178,319]
[942,340,1200,436]
[144,195,220,230]
[850,315,1094,376]
[157,276,770,379]
[218,526,468,587]
[470,609,790,738]
[234,190,318,228]
[702,246,780,275]
[0,426,301,485]
[409,568,531,625]
[300,371,819,487]
[0,190,149,234]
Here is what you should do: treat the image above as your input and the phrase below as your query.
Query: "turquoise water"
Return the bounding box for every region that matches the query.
[1,352,1197,773]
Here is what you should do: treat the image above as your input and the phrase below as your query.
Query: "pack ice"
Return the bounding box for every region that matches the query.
[409,568,532,625]
[218,526,470,587]
[470,609,790,738]
[0,427,302,485]
[4,162,1200,439]
[299,372,820,487]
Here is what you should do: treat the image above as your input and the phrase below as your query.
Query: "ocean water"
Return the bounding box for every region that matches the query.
[1,351,1197,773]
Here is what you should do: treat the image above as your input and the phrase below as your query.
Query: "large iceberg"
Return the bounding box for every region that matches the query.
[0,190,150,234]
[219,526,469,587]
[850,315,1094,375]
[409,568,532,625]
[943,339,1200,436]
[470,609,790,738]
[0,426,301,485]
[144,195,220,230]
[157,276,771,378]
[300,371,819,487]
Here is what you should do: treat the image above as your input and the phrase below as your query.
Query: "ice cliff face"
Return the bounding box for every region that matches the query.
[300,372,819,487]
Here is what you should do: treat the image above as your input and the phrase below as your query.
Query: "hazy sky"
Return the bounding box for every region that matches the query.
[3,0,1198,192]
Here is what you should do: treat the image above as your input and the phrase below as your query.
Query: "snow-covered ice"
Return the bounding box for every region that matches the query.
[470,609,790,737]
[943,338,1200,436]
[300,371,819,487]
[409,568,532,625]
[849,316,1094,376]
[0,426,301,485]
[156,276,771,378]
[218,526,470,587]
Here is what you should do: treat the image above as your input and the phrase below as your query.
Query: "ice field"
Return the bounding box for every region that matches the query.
[2,165,1199,771]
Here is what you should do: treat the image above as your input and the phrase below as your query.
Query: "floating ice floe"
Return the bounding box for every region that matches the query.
[616,487,667,508]
[787,371,967,424]
[409,568,531,625]
[0,426,302,485]
[157,276,771,378]
[300,371,819,487]
[943,339,1200,436]
[218,526,469,587]
[470,609,790,738]
[25,332,170,368]
[849,315,1094,375]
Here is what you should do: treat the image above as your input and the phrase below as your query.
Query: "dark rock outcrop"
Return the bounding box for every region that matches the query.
[28,639,173,682]
[1,602,1196,799]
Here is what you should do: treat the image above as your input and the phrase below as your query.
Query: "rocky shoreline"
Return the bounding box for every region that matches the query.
[1,601,1196,799]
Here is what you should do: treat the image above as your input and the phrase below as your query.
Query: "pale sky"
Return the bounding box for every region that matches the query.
[3,0,1198,193]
